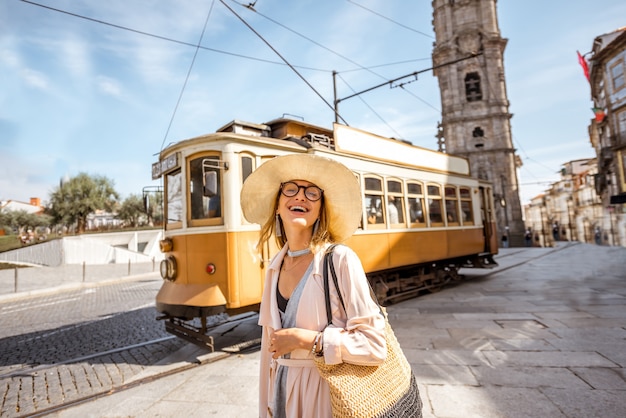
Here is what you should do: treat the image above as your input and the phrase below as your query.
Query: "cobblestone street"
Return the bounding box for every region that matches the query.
[0,278,187,416]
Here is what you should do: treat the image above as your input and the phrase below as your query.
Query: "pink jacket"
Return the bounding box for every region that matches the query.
[258,243,386,418]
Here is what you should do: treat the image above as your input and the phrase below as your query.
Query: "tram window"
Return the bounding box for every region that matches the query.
[241,155,253,184]
[459,187,474,224]
[408,183,422,195]
[365,177,382,190]
[427,185,440,196]
[407,182,425,226]
[189,155,222,222]
[166,169,183,225]
[445,186,459,224]
[386,180,404,226]
[387,180,402,194]
[365,195,383,224]
[364,176,384,226]
[408,197,425,224]
[427,184,443,224]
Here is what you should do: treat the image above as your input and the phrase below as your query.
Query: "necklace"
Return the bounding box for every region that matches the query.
[282,253,312,272]
[287,248,312,257]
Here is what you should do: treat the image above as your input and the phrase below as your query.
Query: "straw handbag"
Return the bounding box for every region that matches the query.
[314,246,422,418]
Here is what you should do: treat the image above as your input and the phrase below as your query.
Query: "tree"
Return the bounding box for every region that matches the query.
[46,173,119,233]
[116,194,145,227]
[0,209,52,235]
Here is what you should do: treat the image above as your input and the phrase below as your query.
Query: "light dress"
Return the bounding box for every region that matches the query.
[258,243,386,418]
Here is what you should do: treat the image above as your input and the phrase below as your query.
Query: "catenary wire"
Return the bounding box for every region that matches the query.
[19,0,329,73]
[337,74,404,138]
[345,0,434,39]
[160,1,215,152]
[230,0,407,135]
[219,0,348,124]
[229,0,440,137]
[232,0,399,81]
[21,0,438,141]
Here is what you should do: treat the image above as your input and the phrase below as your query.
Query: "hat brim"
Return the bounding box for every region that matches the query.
[240,154,362,242]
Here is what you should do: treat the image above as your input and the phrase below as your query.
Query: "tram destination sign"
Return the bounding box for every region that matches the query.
[152,153,179,179]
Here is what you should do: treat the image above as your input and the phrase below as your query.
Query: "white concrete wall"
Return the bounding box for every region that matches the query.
[0,230,164,266]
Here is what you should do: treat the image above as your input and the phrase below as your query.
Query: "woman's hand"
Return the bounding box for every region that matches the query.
[268,328,319,359]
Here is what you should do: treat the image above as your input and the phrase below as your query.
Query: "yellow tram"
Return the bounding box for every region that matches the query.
[151,118,498,345]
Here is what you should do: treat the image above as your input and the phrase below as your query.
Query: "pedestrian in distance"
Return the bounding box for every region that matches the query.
[524,228,532,247]
[240,154,421,418]
[501,234,509,248]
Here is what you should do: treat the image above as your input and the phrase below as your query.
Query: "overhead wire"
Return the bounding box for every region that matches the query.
[19,0,329,72]
[219,0,348,124]
[22,0,439,139]
[339,57,431,73]
[232,0,399,80]
[160,1,216,151]
[345,0,434,39]
[336,73,404,138]
[229,0,439,137]
[21,0,432,75]
[229,0,407,134]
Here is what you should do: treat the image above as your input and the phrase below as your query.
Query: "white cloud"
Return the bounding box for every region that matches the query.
[97,75,122,98]
[59,35,91,78]
[0,45,20,68]
[20,68,49,90]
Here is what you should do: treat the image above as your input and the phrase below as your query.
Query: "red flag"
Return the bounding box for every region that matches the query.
[592,107,605,122]
[577,51,590,83]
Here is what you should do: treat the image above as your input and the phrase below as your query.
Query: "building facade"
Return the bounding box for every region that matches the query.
[431,0,524,247]
[524,159,605,247]
[587,27,626,246]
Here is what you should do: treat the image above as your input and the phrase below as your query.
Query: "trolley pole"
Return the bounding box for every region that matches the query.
[333,71,339,124]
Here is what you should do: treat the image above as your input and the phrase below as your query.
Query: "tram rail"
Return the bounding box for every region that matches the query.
[4,313,261,418]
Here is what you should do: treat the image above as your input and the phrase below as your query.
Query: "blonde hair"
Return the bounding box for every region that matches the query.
[256,193,333,253]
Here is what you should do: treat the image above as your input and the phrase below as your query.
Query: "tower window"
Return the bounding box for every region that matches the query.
[465,72,483,102]
[472,127,484,137]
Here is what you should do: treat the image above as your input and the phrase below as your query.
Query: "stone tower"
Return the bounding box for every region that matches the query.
[431,0,524,247]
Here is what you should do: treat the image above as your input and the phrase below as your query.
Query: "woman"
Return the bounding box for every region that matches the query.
[240,153,386,418]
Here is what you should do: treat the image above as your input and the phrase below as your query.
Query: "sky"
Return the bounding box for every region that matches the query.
[2,0,626,207]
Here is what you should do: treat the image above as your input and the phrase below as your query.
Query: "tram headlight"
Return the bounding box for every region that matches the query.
[160,256,177,281]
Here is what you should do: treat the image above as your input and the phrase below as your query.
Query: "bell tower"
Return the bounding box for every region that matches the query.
[431,0,524,247]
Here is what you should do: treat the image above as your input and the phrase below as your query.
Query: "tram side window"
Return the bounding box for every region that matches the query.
[189,155,222,221]
[445,186,459,224]
[407,182,425,226]
[387,180,405,226]
[459,187,474,224]
[427,184,444,224]
[364,176,384,226]
[241,155,253,184]
[166,169,183,225]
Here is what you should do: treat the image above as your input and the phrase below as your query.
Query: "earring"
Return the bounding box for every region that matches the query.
[275,214,282,237]
[312,219,320,236]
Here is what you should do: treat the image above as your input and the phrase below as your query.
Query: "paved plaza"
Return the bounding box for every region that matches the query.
[3,242,625,417]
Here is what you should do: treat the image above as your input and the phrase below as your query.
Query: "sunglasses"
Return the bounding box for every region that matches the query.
[280,181,323,202]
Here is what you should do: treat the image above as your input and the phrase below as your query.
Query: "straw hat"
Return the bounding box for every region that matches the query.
[240,153,362,242]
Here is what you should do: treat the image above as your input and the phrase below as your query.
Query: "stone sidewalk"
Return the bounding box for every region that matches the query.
[22,243,626,417]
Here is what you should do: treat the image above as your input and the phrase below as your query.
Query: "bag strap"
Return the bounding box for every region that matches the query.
[323,244,344,326]
[323,244,384,327]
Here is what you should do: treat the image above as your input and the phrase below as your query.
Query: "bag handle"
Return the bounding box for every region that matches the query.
[323,244,344,326]
[323,244,382,327]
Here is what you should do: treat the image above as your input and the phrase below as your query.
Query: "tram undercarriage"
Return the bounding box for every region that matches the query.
[369,252,498,305]
[158,253,496,349]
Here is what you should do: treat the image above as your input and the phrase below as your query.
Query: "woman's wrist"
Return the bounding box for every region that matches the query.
[311,331,324,356]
